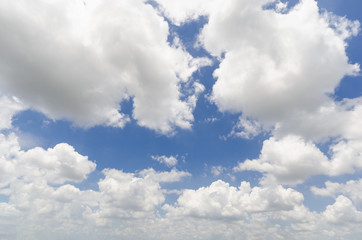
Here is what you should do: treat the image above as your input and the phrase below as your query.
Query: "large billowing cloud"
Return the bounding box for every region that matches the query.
[207,0,359,123]
[0,0,210,134]
[157,0,360,138]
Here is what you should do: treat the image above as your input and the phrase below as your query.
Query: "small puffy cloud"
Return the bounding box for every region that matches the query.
[0,0,210,134]
[152,155,178,167]
[235,135,362,185]
[312,179,362,203]
[19,143,96,184]
[234,135,329,185]
[164,180,303,218]
[0,133,96,187]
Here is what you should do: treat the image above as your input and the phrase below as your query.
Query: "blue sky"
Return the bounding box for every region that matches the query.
[1,0,362,239]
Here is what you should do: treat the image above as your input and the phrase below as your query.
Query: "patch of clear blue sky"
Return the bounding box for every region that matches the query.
[11,0,362,194]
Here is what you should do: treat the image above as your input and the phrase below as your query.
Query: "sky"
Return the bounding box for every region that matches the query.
[0,0,362,239]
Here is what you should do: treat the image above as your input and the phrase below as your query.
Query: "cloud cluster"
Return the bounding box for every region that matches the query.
[0,0,362,239]
[0,0,210,134]
[1,130,362,239]
[0,132,192,238]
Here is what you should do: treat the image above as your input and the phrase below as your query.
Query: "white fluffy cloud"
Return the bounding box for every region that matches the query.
[328,139,362,176]
[234,135,362,185]
[94,168,190,221]
[96,169,166,217]
[1,0,362,239]
[274,97,362,142]
[0,133,95,188]
[208,0,359,123]
[157,0,360,140]
[234,135,329,185]
[0,132,193,237]
[323,195,362,224]
[0,0,210,134]
[312,179,362,203]
[164,180,304,218]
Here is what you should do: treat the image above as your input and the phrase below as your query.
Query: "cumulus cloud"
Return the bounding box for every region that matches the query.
[1,0,362,239]
[234,135,362,185]
[274,97,362,142]
[95,168,190,220]
[323,195,362,224]
[1,131,361,240]
[328,139,362,176]
[206,0,359,124]
[96,169,166,217]
[152,155,178,167]
[311,179,362,203]
[156,0,360,139]
[234,135,329,185]
[0,133,95,188]
[0,0,210,134]
[0,132,192,237]
[164,180,303,218]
